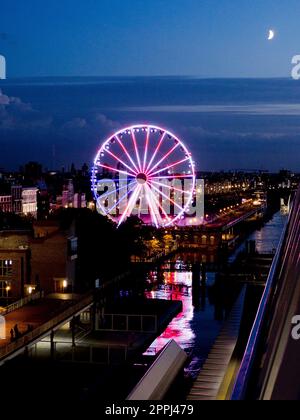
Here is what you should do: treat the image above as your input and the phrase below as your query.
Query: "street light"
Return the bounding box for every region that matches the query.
[6,286,11,307]
[63,280,68,293]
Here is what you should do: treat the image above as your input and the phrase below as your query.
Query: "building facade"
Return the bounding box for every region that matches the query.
[22,188,38,218]
[0,195,12,213]
[0,221,78,301]
[11,185,22,214]
[0,232,30,300]
[30,221,78,294]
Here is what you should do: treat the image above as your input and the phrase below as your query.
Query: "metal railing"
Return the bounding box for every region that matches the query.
[97,313,158,333]
[55,343,129,365]
[132,244,180,263]
[230,200,291,400]
[0,291,45,316]
[0,293,93,362]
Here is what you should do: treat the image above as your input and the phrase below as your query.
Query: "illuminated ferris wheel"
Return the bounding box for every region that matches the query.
[91,124,196,228]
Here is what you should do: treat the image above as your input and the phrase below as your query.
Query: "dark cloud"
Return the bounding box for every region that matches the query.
[179,124,300,171]
[0,89,53,130]
[1,78,300,172]
[0,89,120,169]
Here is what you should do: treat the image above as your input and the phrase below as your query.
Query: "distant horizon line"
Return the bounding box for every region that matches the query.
[0,75,294,81]
[0,165,297,175]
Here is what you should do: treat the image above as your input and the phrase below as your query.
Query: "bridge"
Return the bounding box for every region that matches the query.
[0,292,93,366]
[203,203,266,232]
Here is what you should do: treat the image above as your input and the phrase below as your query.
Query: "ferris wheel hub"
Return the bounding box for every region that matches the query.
[136,173,148,185]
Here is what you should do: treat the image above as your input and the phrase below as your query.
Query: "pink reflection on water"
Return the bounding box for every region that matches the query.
[144,271,195,354]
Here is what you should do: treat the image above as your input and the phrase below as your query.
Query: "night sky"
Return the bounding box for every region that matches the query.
[0,1,300,172]
[0,0,299,78]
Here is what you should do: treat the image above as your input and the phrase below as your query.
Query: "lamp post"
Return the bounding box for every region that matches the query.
[63,280,68,294]
[6,285,11,307]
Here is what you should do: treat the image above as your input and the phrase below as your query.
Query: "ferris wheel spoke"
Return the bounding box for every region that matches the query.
[92,125,195,228]
[131,129,142,171]
[149,174,194,180]
[146,183,171,223]
[136,189,143,218]
[106,182,137,214]
[142,127,150,173]
[115,135,140,173]
[118,184,142,227]
[104,148,138,176]
[99,183,129,201]
[144,184,159,228]
[150,182,187,214]
[97,163,136,178]
[148,157,191,177]
[150,179,191,195]
[146,142,180,176]
[100,178,132,182]
[145,131,166,174]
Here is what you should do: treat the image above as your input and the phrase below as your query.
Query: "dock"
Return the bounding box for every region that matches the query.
[187,286,246,400]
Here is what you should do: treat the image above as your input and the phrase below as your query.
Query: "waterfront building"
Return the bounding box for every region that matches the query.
[0,220,78,300]
[11,185,22,214]
[0,232,30,300]
[30,221,78,294]
[22,187,38,218]
[0,194,12,213]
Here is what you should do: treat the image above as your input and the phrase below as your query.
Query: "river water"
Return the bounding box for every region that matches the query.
[144,211,288,379]
[230,211,288,262]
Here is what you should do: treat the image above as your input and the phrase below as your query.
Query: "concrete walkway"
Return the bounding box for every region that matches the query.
[187,287,247,401]
[0,298,73,347]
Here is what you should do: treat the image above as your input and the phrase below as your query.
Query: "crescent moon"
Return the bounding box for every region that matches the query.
[268,30,275,40]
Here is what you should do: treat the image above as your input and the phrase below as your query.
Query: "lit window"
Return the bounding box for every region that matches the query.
[0,281,11,298]
[0,260,13,277]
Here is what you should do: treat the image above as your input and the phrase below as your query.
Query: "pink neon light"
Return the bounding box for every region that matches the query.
[149,175,194,179]
[150,182,185,213]
[145,185,159,228]
[105,148,138,176]
[131,129,142,171]
[101,183,128,201]
[146,183,171,222]
[148,157,190,177]
[118,184,142,226]
[143,127,150,172]
[146,142,180,175]
[115,135,139,173]
[97,163,136,178]
[92,124,196,228]
[145,131,166,173]
[105,181,137,214]
[150,179,191,195]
